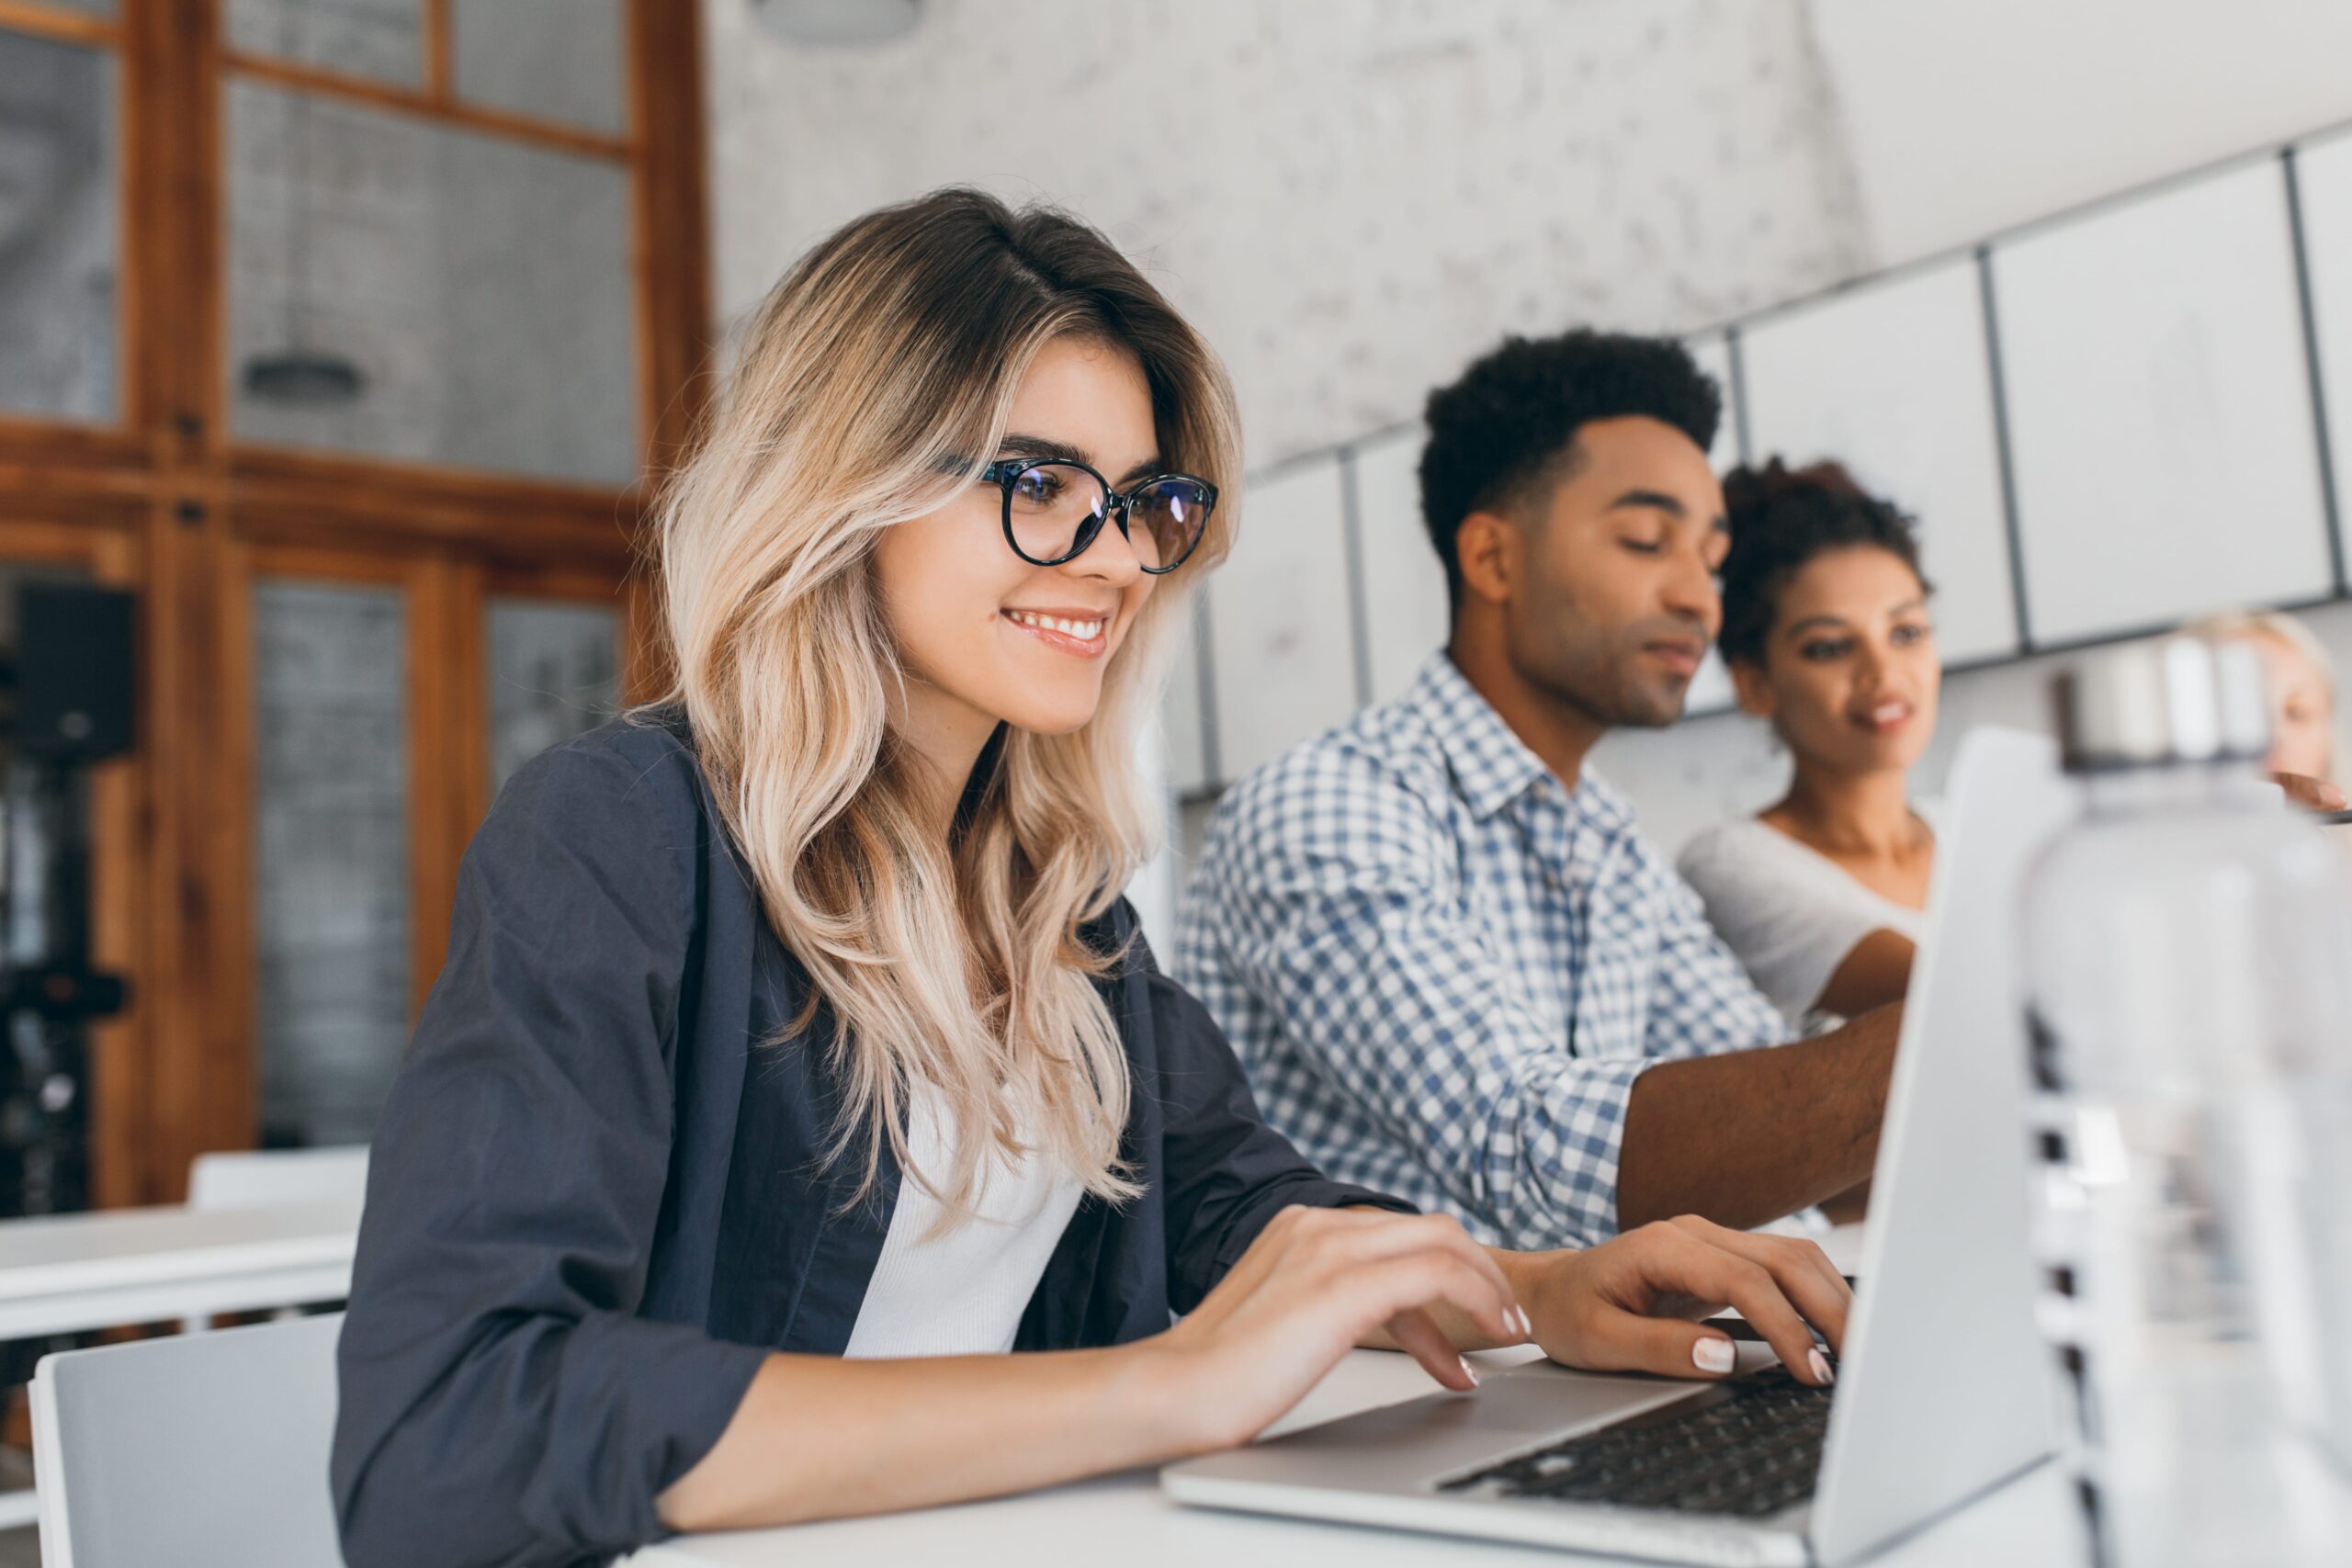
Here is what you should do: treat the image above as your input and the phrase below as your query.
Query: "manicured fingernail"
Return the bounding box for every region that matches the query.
[1510,1306,1532,1338]
[1808,1348,1836,1385]
[1459,1356,1481,1387]
[1693,1337,1736,1374]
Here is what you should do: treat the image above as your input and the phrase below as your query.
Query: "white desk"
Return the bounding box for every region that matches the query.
[624,1343,2072,1568]
[0,1198,360,1529]
[0,1198,360,1342]
[625,1225,2076,1567]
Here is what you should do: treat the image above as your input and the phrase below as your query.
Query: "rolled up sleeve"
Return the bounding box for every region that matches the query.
[330,736,767,1568]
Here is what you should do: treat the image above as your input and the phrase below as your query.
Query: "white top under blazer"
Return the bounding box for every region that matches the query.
[842,1092,1086,1359]
[1677,811,1933,1029]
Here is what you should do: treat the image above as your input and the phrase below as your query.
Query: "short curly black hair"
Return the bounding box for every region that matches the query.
[1418,330,1722,604]
[1716,459,1930,668]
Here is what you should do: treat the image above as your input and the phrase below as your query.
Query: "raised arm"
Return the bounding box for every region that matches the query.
[1619,864,1899,1229]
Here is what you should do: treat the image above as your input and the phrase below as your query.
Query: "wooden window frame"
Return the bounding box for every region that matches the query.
[0,0,708,1202]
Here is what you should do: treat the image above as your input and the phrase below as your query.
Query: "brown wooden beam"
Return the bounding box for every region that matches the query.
[422,0,452,101]
[221,49,635,161]
[0,1,115,47]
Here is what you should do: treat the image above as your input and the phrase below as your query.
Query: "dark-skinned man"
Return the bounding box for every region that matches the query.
[1175,330,1894,1248]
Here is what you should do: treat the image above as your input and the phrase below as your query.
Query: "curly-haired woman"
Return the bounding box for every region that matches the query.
[1678,461,1940,1033]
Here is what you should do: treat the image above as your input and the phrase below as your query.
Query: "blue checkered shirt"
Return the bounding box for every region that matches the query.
[1174,652,1794,1249]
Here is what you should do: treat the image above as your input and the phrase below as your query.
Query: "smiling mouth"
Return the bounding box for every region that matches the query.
[1003,608,1109,656]
[1853,701,1913,732]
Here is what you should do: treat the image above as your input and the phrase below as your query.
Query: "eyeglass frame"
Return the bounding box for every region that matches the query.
[967,456,1219,575]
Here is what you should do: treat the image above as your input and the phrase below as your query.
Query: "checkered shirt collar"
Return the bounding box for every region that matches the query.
[1404,651,1635,834]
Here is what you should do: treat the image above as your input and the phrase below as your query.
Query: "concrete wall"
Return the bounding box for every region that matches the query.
[1812,0,2352,266]
[703,0,2352,866]
[705,0,1871,467]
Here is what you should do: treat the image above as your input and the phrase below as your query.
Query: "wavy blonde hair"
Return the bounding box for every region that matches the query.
[652,189,1241,1217]
[2186,607,2345,786]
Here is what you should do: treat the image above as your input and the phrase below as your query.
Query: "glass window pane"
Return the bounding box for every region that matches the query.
[253,580,408,1149]
[225,80,639,484]
[488,598,620,792]
[0,563,97,1217]
[454,0,626,135]
[0,29,118,423]
[227,0,423,88]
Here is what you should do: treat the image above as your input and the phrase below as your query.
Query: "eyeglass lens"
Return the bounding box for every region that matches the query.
[1003,461,1209,572]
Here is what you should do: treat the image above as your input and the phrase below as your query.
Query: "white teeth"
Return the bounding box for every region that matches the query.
[1008,610,1103,639]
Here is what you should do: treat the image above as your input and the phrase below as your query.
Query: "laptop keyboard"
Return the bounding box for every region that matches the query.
[1439,1366,1832,1519]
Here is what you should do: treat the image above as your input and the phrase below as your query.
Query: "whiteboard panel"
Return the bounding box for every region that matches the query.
[1993,160,2330,645]
[2293,128,2352,581]
[1686,333,1742,468]
[1741,258,2021,664]
[1159,595,1210,795]
[1206,457,1360,784]
[1350,427,1449,704]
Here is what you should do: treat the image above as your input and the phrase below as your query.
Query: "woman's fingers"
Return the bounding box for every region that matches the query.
[1292,1210,1522,1344]
[1384,1306,1481,1392]
[1568,1309,1746,1381]
[2272,770,2348,812]
[1334,1246,1523,1363]
[1187,1208,1521,1372]
[1659,1239,1834,1384]
[1665,1218,1852,1353]
[1323,1211,1518,1300]
[1567,1224,1837,1387]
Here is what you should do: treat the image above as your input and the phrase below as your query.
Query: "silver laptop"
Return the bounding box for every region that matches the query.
[1164,728,2075,1566]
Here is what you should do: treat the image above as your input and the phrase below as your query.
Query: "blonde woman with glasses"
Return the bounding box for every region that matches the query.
[328,189,1847,1567]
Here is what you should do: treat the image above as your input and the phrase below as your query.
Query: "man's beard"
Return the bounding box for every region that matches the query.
[1521,621,1693,731]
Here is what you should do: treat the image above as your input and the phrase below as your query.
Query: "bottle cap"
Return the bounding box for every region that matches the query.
[2052,635,2271,774]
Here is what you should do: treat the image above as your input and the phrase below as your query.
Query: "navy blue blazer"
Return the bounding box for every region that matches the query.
[328,712,1409,1568]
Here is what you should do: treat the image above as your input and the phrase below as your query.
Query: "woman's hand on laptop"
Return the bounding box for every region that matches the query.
[1139,1206,1527,1453]
[1514,1216,1849,1388]
[1137,1208,1847,1461]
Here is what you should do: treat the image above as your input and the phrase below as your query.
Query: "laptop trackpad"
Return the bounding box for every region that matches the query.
[1179,1362,1698,1492]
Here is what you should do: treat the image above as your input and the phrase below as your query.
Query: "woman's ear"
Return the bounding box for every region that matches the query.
[1729,656,1776,721]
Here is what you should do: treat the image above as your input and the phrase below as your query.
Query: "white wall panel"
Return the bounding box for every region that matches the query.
[1994,161,2331,645]
[1206,457,1360,784]
[2293,127,2352,583]
[1683,332,1742,716]
[1741,258,2021,663]
[1159,597,1211,795]
[1350,427,1450,705]
[1686,333,1742,468]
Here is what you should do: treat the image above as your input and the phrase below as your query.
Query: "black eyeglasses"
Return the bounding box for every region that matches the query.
[968,457,1217,574]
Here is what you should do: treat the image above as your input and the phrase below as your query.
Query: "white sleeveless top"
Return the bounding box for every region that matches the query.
[842,1093,1085,1359]
[1676,810,1934,1029]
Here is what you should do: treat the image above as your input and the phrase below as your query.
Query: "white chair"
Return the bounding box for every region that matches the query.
[180,1147,368,1334]
[186,1147,369,1213]
[28,1313,345,1568]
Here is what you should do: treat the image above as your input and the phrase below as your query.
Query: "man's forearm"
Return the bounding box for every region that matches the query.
[1613,1004,1901,1232]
